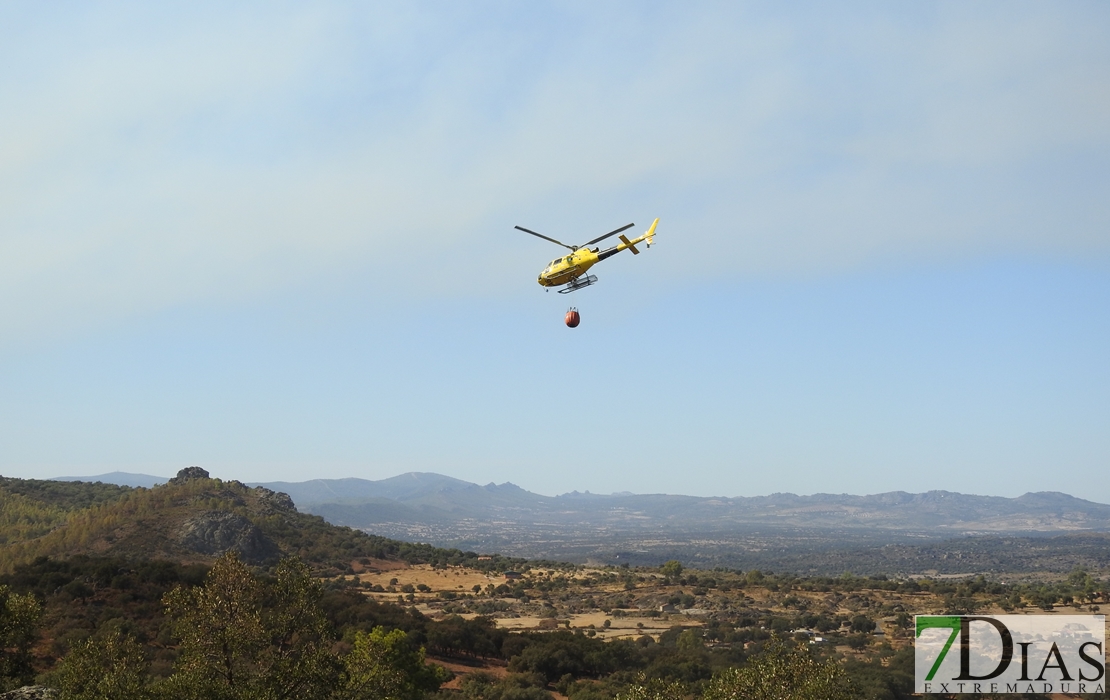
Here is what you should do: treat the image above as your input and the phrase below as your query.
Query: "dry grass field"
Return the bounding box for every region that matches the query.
[356,562,499,591]
[336,561,1108,654]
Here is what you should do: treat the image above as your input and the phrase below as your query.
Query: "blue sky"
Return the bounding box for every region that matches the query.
[1,2,1108,500]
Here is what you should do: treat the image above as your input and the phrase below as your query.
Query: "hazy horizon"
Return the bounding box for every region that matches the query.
[39,467,1110,505]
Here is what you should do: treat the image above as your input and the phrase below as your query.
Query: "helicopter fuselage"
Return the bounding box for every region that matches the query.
[538,247,600,287]
[537,220,657,288]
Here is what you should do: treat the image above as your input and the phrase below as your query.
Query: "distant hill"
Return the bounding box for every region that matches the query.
[15,469,1110,575]
[243,472,1110,574]
[0,469,516,575]
[51,471,169,488]
[47,472,1110,535]
[252,472,1110,536]
[254,472,478,505]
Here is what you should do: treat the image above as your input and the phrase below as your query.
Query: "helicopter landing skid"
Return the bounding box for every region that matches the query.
[558,274,598,294]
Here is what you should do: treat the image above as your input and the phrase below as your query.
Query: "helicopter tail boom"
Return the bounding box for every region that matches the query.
[618,234,640,254]
[614,218,659,255]
[595,218,660,262]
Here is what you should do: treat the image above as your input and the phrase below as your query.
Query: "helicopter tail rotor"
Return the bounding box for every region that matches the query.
[643,218,659,248]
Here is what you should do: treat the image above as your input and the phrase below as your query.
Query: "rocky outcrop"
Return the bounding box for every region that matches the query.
[169,466,210,484]
[178,511,279,563]
[254,486,296,514]
[0,687,58,700]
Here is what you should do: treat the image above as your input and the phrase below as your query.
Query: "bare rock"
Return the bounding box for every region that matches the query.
[254,486,296,513]
[179,511,279,563]
[0,687,58,700]
[170,466,210,484]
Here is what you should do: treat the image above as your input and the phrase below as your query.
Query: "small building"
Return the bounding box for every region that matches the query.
[504,571,523,580]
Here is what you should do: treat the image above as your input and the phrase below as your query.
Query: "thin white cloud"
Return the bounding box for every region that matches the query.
[1,2,1107,345]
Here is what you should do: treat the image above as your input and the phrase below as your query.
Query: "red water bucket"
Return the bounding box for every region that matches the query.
[565,308,580,328]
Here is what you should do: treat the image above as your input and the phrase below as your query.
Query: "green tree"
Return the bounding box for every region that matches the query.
[660,561,683,580]
[848,615,873,634]
[458,671,551,700]
[160,552,339,700]
[701,637,857,700]
[614,674,688,700]
[258,557,339,699]
[56,625,149,700]
[160,552,267,699]
[675,629,704,651]
[0,584,40,690]
[339,627,449,700]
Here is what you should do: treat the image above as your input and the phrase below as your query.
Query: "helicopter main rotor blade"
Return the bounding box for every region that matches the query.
[515,226,577,251]
[583,222,635,248]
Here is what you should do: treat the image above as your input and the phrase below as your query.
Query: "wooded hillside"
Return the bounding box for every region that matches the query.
[0,469,530,576]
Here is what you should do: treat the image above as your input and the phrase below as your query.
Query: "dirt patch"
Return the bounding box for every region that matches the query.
[432,656,509,689]
[491,610,699,640]
[358,564,501,592]
[351,558,410,573]
[430,657,568,700]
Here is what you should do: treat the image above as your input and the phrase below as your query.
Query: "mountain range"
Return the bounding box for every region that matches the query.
[52,471,169,488]
[52,469,1110,535]
[42,470,1110,574]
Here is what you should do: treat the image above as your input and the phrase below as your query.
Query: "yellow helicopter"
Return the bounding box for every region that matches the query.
[515,218,659,293]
